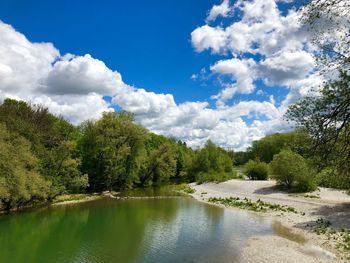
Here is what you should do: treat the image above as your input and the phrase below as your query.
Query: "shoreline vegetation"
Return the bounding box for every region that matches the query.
[1,98,349,213]
[0,99,236,212]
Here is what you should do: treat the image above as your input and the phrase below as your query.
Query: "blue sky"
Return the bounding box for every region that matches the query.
[0,0,319,149]
[1,0,223,104]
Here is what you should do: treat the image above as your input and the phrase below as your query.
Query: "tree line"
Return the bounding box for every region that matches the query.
[0,99,235,211]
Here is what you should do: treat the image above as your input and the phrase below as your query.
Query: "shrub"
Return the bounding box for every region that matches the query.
[270,149,315,191]
[195,171,237,184]
[176,183,195,194]
[243,160,269,180]
[315,167,350,189]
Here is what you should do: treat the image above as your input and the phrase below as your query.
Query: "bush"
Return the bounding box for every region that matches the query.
[315,168,350,189]
[270,149,315,191]
[176,183,195,194]
[243,160,269,180]
[195,171,238,184]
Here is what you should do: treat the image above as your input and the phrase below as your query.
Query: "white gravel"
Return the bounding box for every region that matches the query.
[190,179,350,263]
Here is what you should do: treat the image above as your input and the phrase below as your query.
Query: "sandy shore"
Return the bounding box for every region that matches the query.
[190,179,350,263]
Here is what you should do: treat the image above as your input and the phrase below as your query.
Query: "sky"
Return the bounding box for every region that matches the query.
[0,0,322,150]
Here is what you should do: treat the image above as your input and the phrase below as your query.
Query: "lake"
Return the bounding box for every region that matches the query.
[0,190,279,263]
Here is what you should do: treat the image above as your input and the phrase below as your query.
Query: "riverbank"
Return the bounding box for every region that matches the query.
[190,179,350,263]
[51,193,106,206]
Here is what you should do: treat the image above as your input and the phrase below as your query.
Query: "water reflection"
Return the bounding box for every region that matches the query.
[0,194,275,263]
[272,221,307,244]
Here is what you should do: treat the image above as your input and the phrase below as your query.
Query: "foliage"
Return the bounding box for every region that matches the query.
[191,140,233,183]
[300,0,350,70]
[176,183,195,194]
[140,142,176,186]
[0,99,86,197]
[195,171,238,184]
[270,149,316,192]
[0,124,50,210]
[40,141,88,196]
[79,112,146,190]
[247,133,295,163]
[243,160,269,180]
[313,218,350,257]
[286,72,350,181]
[315,167,350,189]
[208,197,298,214]
[232,151,250,166]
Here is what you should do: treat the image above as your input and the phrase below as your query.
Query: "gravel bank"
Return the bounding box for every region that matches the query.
[190,179,350,263]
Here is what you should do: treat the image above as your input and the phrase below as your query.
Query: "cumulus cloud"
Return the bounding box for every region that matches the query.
[112,87,176,117]
[0,21,115,124]
[0,22,58,95]
[210,58,257,105]
[191,1,317,109]
[206,0,231,23]
[259,51,315,86]
[188,0,324,146]
[0,0,321,152]
[44,54,125,96]
[191,0,320,106]
[191,25,228,53]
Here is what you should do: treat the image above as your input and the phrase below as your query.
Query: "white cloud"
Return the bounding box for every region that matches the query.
[0,0,322,152]
[210,58,256,104]
[0,22,58,95]
[32,93,113,124]
[44,54,125,96]
[206,0,231,23]
[260,51,315,86]
[112,87,176,117]
[191,25,228,53]
[188,0,324,147]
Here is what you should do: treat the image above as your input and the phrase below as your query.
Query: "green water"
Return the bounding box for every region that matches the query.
[0,192,276,263]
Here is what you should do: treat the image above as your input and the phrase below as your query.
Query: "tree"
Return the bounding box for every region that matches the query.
[40,141,88,196]
[80,112,146,190]
[243,160,269,180]
[0,99,86,196]
[0,124,50,210]
[286,72,350,176]
[190,140,234,183]
[300,0,350,70]
[248,133,295,163]
[270,149,315,191]
[140,143,176,186]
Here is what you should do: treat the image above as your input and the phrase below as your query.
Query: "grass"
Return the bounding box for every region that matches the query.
[176,183,196,194]
[208,196,299,214]
[53,193,100,204]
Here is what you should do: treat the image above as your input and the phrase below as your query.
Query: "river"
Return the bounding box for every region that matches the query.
[0,189,279,263]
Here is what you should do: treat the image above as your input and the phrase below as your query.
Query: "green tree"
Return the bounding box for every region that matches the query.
[40,141,88,197]
[270,149,315,191]
[140,143,176,186]
[80,112,146,190]
[243,160,269,180]
[0,124,50,210]
[0,99,86,196]
[191,140,234,183]
[286,72,350,177]
[248,133,294,163]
